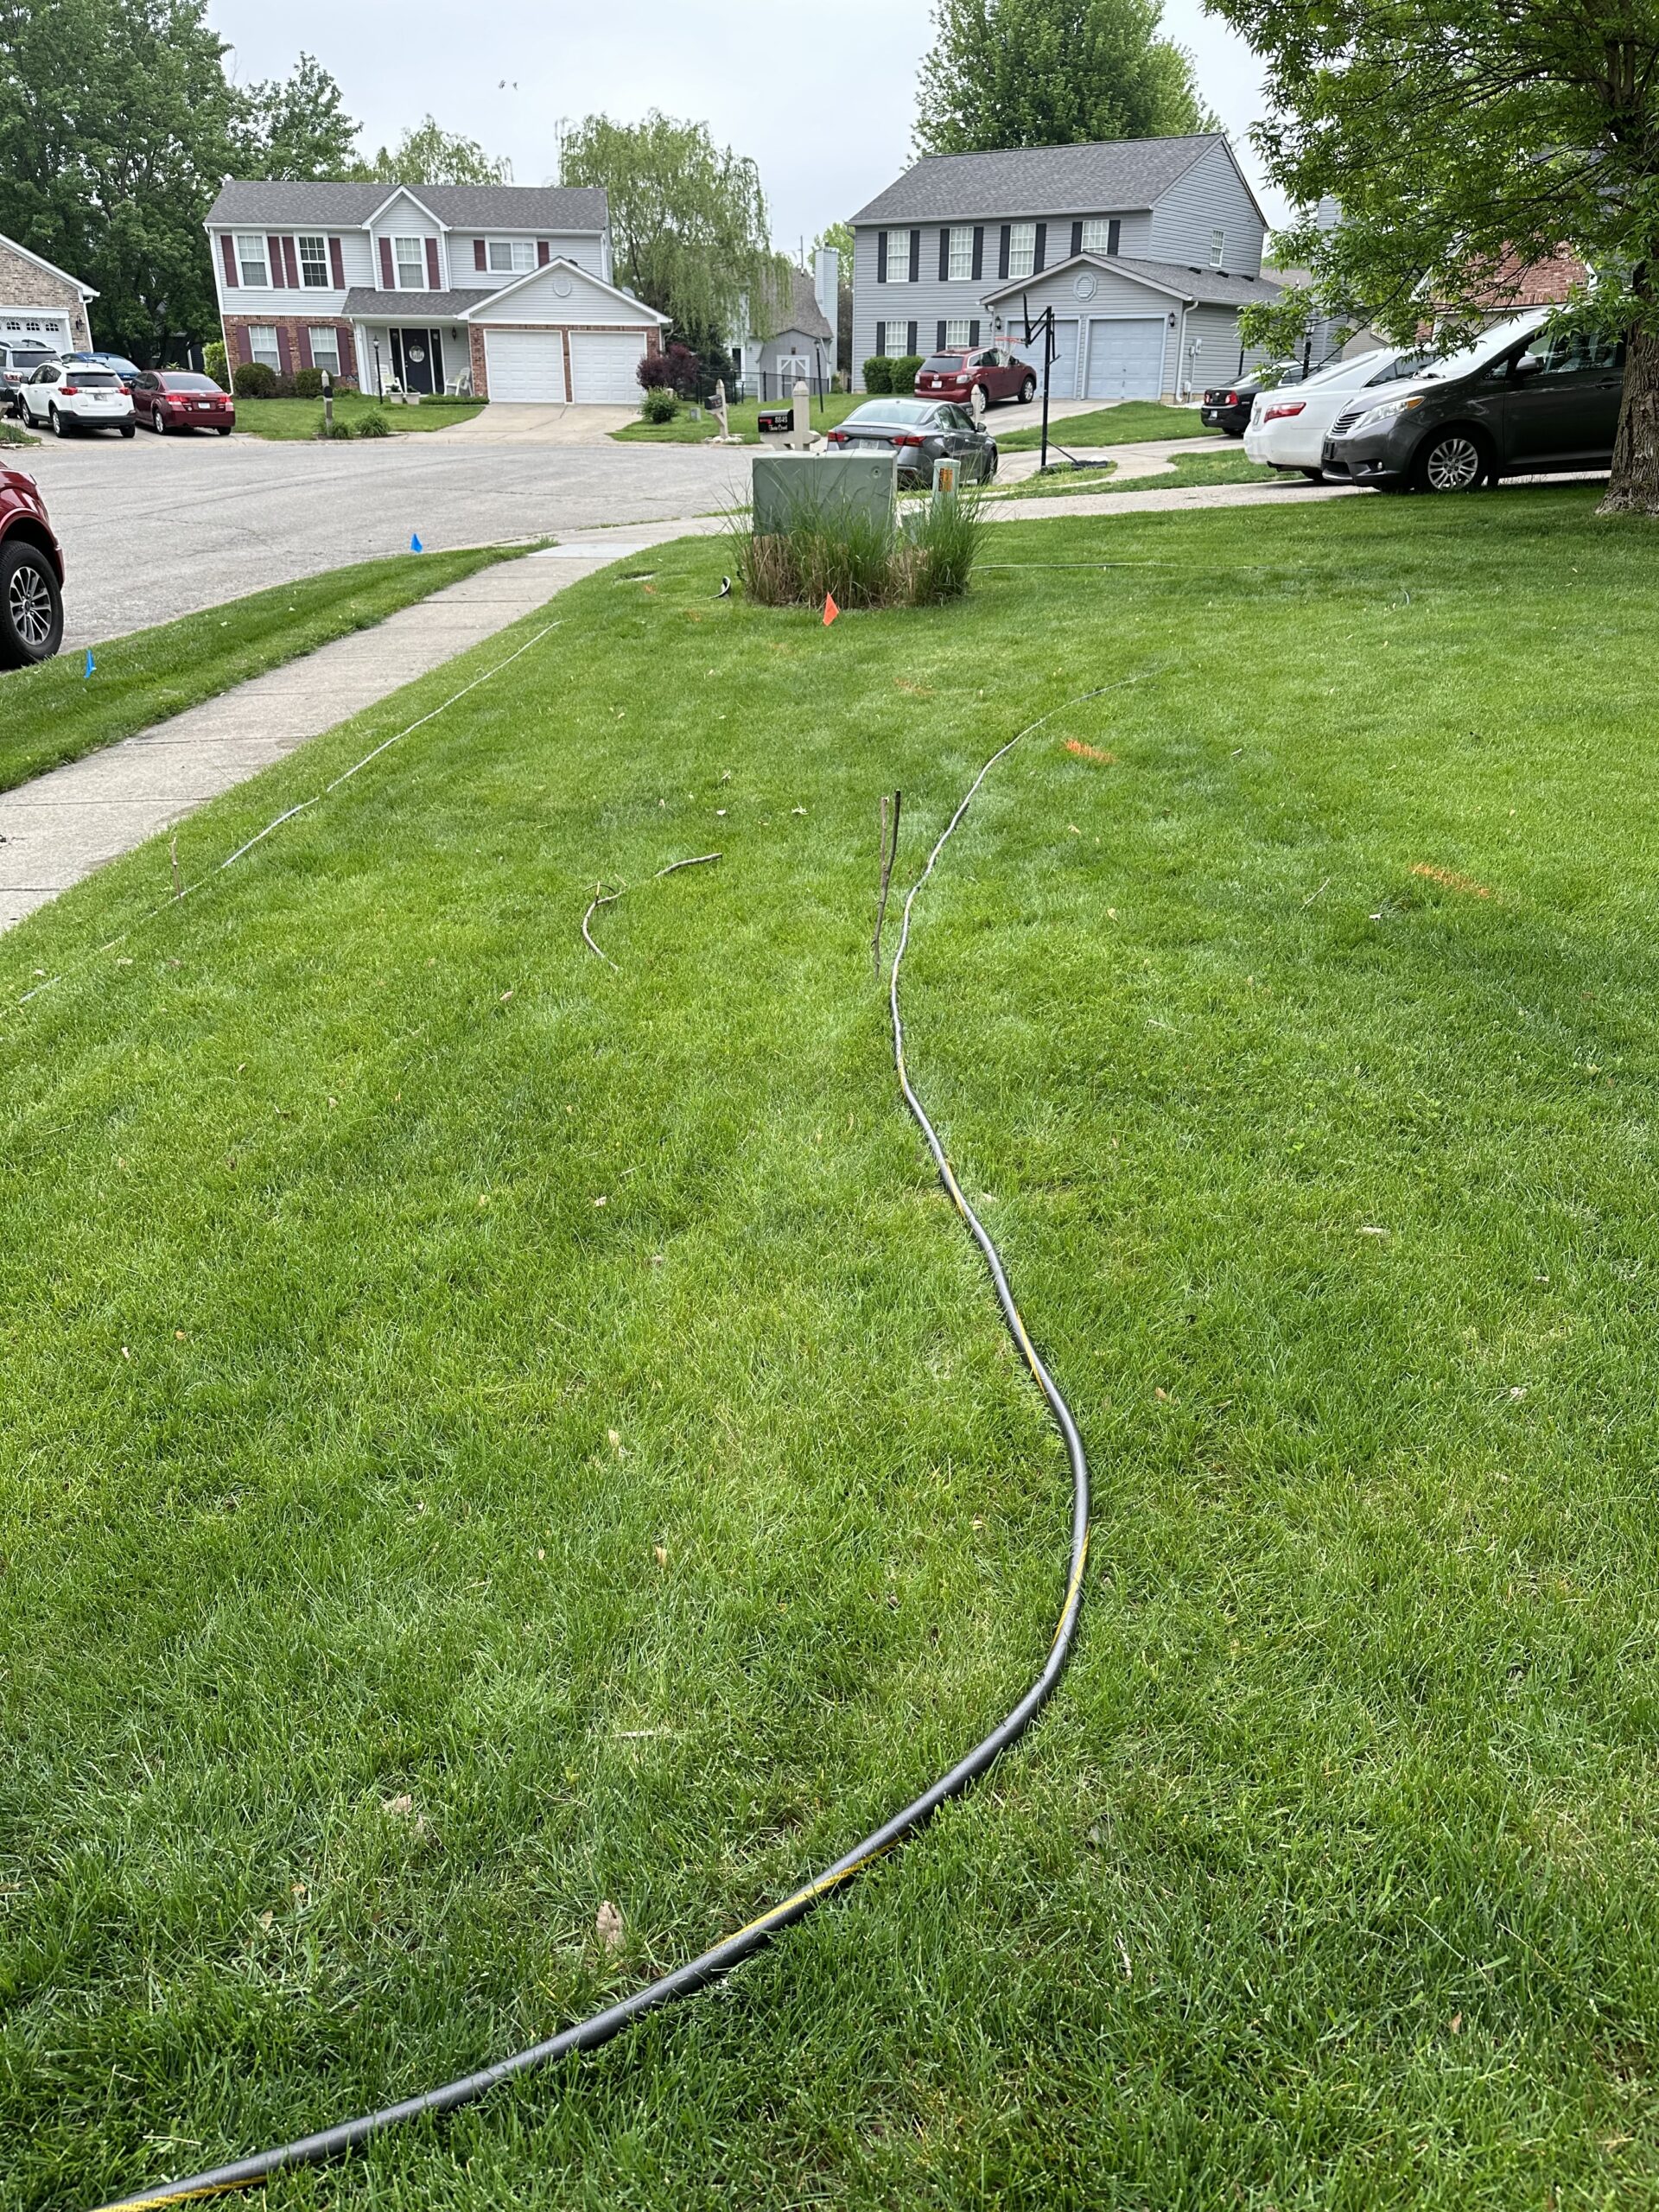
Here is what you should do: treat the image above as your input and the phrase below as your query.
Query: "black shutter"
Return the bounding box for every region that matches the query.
[971,226,984,279]
[908,229,920,283]
[998,224,1011,280]
[877,232,887,283]
[936,319,946,351]
[938,228,950,281]
[1033,222,1046,273]
[1109,218,1121,256]
[1071,219,1084,257]
[906,319,918,354]
[969,318,980,345]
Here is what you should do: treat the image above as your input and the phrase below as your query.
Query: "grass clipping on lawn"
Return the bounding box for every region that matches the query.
[736,489,987,610]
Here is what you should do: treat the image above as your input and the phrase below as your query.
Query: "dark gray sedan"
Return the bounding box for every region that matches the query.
[826,397,998,487]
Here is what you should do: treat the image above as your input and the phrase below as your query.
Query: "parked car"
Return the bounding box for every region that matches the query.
[1200,360,1306,436]
[130,370,235,435]
[1319,310,1620,493]
[2,343,61,416]
[16,361,135,438]
[826,397,999,486]
[1243,346,1438,477]
[0,466,65,667]
[912,346,1036,412]
[65,350,145,392]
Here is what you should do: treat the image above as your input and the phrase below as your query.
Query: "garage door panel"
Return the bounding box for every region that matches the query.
[1010,319,1079,397]
[485,329,567,404]
[1084,318,1165,402]
[570,332,648,405]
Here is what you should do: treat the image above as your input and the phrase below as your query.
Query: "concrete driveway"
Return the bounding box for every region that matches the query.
[421,403,638,444]
[16,428,747,648]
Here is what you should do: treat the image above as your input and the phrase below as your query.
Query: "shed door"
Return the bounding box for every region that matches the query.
[1011,318,1079,398]
[1084,317,1166,401]
[570,331,647,404]
[484,329,568,404]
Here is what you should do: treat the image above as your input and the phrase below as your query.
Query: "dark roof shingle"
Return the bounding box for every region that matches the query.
[755,267,833,343]
[207,180,608,232]
[981,251,1281,308]
[850,137,1221,225]
[340,287,488,319]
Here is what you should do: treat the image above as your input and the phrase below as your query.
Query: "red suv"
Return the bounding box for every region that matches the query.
[914,346,1036,412]
[0,466,65,667]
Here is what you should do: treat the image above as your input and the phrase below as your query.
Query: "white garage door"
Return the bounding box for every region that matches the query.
[485,329,568,404]
[1084,318,1166,402]
[570,331,648,404]
[1010,318,1080,399]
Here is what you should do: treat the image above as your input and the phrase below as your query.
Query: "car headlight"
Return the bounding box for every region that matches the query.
[1345,394,1425,435]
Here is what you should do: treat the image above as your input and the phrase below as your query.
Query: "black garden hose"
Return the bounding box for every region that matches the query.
[92,702,1102,2212]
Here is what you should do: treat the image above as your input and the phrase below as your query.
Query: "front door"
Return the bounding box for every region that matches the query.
[395,328,442,395]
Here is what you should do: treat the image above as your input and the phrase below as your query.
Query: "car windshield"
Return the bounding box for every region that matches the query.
[68,371,120,387]
[848,399,936,424]
[162,374,219,392]
[1418,314,1545,384]
[97,357,141,373]
[7,348,54,370]
[920,355,967,372]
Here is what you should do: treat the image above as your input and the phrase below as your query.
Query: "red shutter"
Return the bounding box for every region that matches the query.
[297,326,314,369]
[379,238,394,289]
[282,237,300,287]
[337,325,356,381]
[220,235,238,289]
[328,237,345,288]
[474,238,486,270]
[537,239,550,266]
[268,236,286,288]
[276,327,293,376]
[230,323,250,364]
[425,238,440,288]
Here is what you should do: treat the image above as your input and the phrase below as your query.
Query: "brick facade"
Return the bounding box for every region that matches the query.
[221,314,359,385]
[0,236,92,349]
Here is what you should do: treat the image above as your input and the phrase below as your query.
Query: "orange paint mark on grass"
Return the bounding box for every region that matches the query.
[1412,861,1493,899]
[1065,738,1117,764]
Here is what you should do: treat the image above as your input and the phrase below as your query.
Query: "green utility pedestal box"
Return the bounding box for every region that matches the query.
[752,453,897,535]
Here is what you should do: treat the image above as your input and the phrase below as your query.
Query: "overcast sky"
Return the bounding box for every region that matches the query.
[208,0,1287,253]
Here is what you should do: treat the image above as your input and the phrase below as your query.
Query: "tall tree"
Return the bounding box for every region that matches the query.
[561,111,788,340]
[0,0,240,359]
[1208,0,1659,513]
[354,117,511,186]
[238,51,359,182]
[915,0,1212,154]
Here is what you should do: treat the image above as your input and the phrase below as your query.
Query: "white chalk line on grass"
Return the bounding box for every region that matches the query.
[8,620,563,1014]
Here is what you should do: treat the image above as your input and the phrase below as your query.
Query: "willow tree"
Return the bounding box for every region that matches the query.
[561,112,788,343]
[1208,0,1659,513]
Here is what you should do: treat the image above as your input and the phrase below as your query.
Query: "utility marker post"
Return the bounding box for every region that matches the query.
[322,367,333,437]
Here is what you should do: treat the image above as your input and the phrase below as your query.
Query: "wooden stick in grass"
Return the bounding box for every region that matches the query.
[873,789,901,980]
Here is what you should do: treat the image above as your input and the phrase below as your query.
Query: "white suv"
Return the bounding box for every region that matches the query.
[1244,346,1435,477]
[16,361,136,440]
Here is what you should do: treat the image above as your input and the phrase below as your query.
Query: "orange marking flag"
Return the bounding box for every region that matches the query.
[1065,738,1116,764]
[823,593,840,626]
[1412,861,1492,899]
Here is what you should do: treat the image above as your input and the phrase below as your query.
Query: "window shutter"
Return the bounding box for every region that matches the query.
[1071,220,1083,258]
[938,228,950,281]
[969,319,980,345]
[936,319,946,351]
[971,226,983,279]
[876,232,887,283]
[1033,223,1046,273]
[220,235,238,289]
[908,230,920,283]
[297,327,314,370]
[268,236,287,288]
[1109,219,1121,256]
[998,226,1010,280]
[337,325,357,380]
[537,240,550,265]
[230,324,250,364]
[474,238,487,270]
[424,238,440,288]
[906,319,918,354]
[276,327,293,376]
[328,237,345,288]
[379,238,394,288]
[282,237,300,287]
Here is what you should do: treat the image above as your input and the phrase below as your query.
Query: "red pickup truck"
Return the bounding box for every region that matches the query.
[0,464,64,667]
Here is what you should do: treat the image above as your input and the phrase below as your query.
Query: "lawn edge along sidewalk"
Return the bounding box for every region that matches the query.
[0,526,722,932]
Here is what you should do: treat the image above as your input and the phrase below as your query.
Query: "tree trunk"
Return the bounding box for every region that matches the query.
[1601,315,1659,515]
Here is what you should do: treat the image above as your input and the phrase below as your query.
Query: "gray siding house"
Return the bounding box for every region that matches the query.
[849,136,1280,398]
[732,253,838,398]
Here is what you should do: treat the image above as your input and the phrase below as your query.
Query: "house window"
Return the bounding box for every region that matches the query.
[944,318,971,348]
[946,226,972,281]
[885,229,910,282]
[486,238,536,274]
[297,235,329,288]
[1007,222,1036,280]
[247,325,280,370]
[394,237,425,289]
[308,327,341,375]
[1210,229,1226,268]
[236,234,269,287]
[1082,219,1114,253]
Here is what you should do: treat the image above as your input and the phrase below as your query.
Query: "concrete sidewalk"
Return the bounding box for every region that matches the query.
[0,524,719,931]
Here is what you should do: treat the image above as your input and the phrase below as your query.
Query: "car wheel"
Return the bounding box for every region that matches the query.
[216,427,232,437]
[120,424,135,438]
[1412,427,1490,493]
[982,444,998,480]
[50,406,69,439]
[1300,467,1325,482]
[0,538,64,668]
[156,408,168,435]
[1019,375,1036,404]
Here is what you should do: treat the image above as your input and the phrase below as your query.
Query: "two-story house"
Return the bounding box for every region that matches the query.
[849,136,1281,400]
[204,181,668,405]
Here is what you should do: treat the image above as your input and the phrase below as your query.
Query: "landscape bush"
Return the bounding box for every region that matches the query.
[889,353,925,396]
[290,367,324,398]
[736,485,984,611]
[354,410,391,438]
[640,386,679,423]
[638,343,702,397]
[231,360,277,398]
[862,356,894,393]
[319,418,355,441]
[202,340,227,389]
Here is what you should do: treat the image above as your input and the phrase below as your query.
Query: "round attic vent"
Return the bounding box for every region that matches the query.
[552,273,574,298]
[1074,272,1097,301]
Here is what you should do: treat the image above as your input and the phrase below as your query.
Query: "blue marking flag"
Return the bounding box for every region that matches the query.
[410,533,423,553]
[83,649,95,678]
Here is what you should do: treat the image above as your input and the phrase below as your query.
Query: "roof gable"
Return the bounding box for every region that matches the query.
[978,250,1282,310]
[364,184,446,232]
[0,229,98,299]
[462,258,668,326]
[851,135,1229,226]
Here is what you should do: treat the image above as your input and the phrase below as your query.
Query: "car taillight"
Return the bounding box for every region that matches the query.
[1263,400,1306,421]
[60,383,78,395]
[1224,391,1239,406]
[895,433,925,447]
[827,429,846,442]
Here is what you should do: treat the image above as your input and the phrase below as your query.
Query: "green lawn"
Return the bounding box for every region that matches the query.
[233,393,484,441]
[998,450,1282,501]
[9,489,1659,2210]
[1001,399,1221,450]
[0,419,38,448]
[613,391,864,444]
[0,547,521,795]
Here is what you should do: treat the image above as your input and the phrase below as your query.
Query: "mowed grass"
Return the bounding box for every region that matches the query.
[612,391,864,444]
[232,394,484,441]
[999,398,1220,449]
[996,453,1282,502]
[0,547,521,793]
[6,490,1659,2209]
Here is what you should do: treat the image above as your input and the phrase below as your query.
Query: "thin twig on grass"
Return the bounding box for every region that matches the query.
[581,854,722,969]
[873,789,901,979]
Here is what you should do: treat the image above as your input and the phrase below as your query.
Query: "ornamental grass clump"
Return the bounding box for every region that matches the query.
[737,486,984,611]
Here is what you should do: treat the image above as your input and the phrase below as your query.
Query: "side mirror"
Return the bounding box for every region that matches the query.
[1515,353,1546,378]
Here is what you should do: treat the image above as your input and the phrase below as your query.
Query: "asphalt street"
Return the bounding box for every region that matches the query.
[12,429,750,647]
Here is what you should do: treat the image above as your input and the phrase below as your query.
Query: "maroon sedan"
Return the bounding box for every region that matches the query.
[913,346,1035,412]
[0,465,64,667]
[130,371,235,435]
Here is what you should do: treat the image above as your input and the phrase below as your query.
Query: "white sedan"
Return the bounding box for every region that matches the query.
[1244,346,1433,477]
[16,361,136,439]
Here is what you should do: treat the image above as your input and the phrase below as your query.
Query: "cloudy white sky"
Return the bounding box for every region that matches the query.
[208,0,1286,251]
